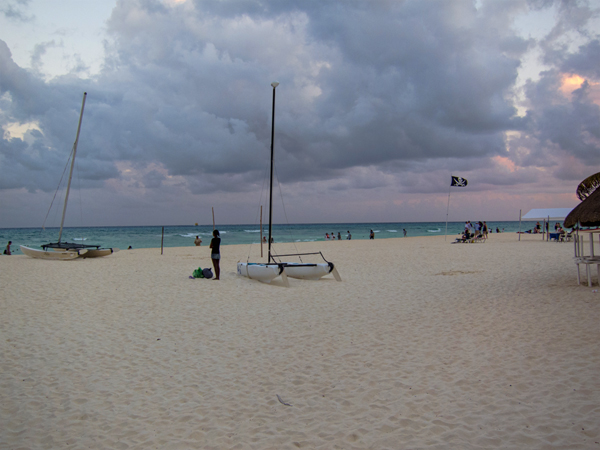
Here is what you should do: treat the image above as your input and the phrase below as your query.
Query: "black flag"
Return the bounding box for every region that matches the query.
[451,176,468,187]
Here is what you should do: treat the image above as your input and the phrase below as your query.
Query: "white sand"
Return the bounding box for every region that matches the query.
[1,233,599,449]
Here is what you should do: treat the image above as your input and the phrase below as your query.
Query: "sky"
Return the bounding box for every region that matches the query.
[1,0,600,228]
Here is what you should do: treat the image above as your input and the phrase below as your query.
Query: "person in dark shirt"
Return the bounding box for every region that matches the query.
[209,230,221,280]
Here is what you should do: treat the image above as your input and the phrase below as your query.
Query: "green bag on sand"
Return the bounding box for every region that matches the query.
[192,267,205,278]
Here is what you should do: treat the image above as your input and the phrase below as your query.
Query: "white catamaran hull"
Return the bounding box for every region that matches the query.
[50,247,119,258]
[237,262,289,286]
[283,263,342,281]
[20,245,85,260]
[81,248,119,258]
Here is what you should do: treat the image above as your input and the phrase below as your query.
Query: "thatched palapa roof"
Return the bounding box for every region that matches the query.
[564,187,600,228]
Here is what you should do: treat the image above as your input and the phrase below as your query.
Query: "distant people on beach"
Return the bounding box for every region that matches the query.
[337,232,341,240]
[262,236,267,243]
[483,221,488,239]
[476,221,483,234]
[209,230,221,280]
[128,246,132,249]
[465,221,474,237]
[463,227,472,240]
[194,236,202,246]
[4,241,11,255]
[496,227,500,233]
[347,230,352,240]
[403,229,407,237]
[332,232,336,240]
[369,230,374,239]
[325,233,330,240]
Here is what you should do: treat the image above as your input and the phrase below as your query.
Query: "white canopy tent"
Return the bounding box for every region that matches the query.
[519,207,574,241]
[522,208,573,220]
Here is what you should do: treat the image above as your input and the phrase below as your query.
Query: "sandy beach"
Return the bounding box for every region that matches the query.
[1,233,599,449]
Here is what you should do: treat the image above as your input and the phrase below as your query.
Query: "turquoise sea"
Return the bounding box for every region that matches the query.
[1,221,529,253]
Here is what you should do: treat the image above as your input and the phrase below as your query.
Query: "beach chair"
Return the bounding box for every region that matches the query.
[453,235,473,243]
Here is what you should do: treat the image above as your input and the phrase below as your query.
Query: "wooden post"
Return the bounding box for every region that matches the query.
[518,209,521,241]
[161,226,164,255]
[212,207,215,231]
[576,223,580,257]
[543,218,546,241]
[260,205,263,258]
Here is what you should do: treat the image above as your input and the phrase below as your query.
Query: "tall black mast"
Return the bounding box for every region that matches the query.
[268,81,279,263]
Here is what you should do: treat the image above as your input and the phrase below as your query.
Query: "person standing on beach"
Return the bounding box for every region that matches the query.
[337,232,341,240]
[209,230,221,280]
[4,241,11,255]
[347,230,352,240]
[403,229,407,237]
[194,236,202,246]
[369,230,375,239]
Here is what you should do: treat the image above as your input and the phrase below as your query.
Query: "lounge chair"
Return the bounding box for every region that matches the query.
[453,233,473,243]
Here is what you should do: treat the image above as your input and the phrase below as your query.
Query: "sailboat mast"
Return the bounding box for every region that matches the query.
[268,82,278,263]
[58,92,87,244]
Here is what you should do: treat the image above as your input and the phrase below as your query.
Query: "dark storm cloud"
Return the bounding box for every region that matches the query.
[515,0,600,173]
[0,0,598,204]
[561,39,600,78]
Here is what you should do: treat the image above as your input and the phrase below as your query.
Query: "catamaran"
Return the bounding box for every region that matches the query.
[20,92,118,260]
[237,82,341,285]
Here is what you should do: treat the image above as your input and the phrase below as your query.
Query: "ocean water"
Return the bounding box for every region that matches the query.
[1,221,528,253]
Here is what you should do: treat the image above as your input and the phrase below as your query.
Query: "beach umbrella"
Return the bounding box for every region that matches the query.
[564,187,600,228]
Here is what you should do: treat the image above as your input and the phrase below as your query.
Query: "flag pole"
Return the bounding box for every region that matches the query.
[518,209,522,241]
[445,176,452,241]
